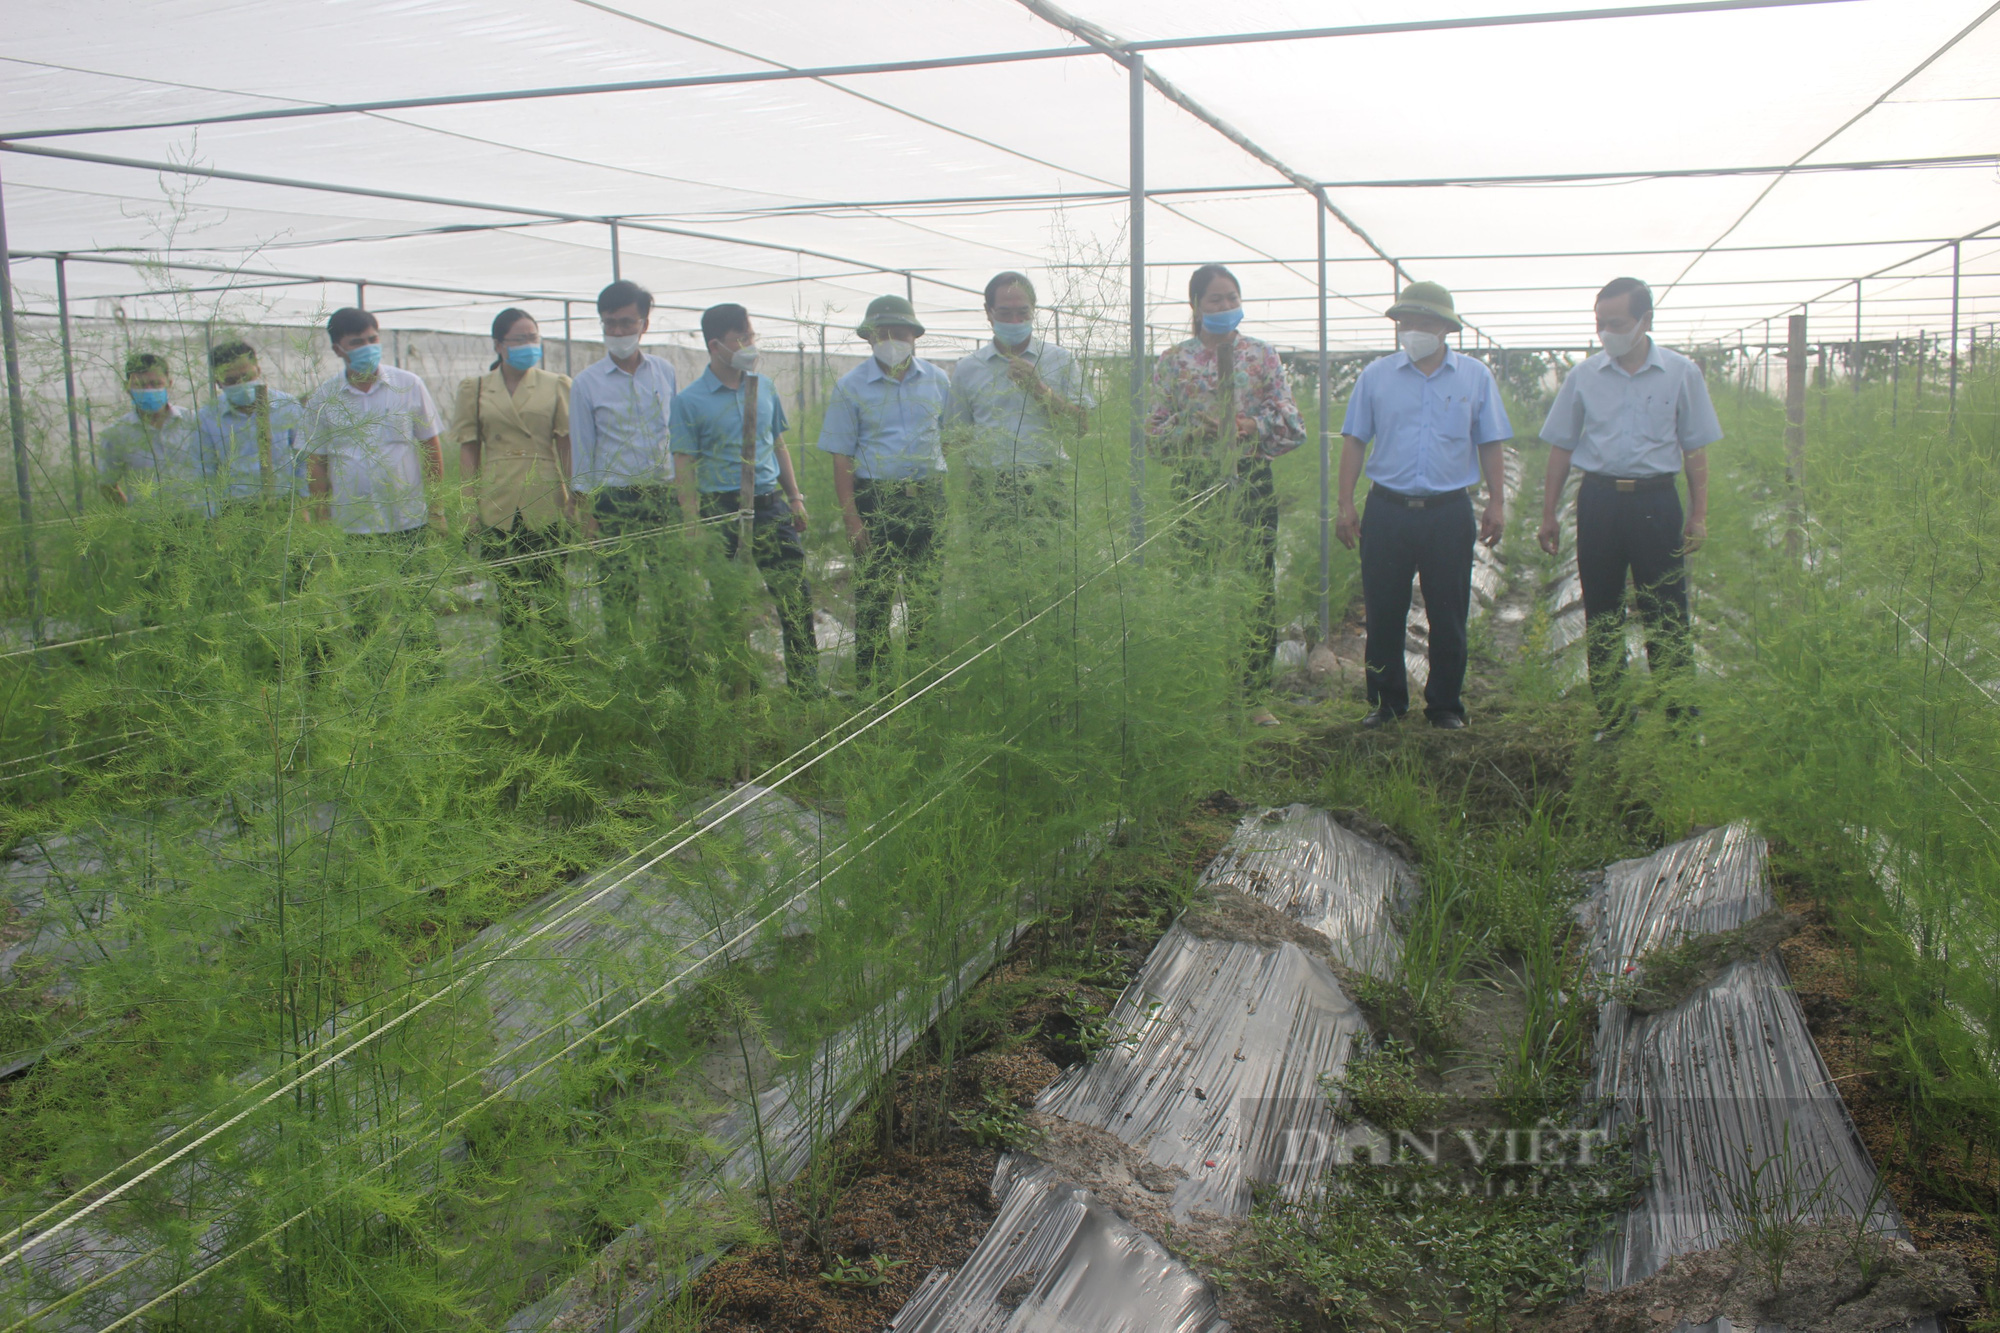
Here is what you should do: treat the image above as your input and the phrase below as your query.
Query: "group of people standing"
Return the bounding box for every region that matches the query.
[96,263,1718,725]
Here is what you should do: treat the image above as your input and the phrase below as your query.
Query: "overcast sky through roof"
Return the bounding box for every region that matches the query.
[2,0,1995,355]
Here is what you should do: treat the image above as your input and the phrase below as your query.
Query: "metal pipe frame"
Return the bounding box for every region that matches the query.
[54,255,81,516]
[0,143,987,302]
[1315,191,1331,644]
[0,0,1853,144]
[0,159,42,638]
[1127,51,1146,559]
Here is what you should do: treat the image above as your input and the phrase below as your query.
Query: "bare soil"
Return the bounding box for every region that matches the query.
[689,794,1248,1330]
[1771,867,2000,1329]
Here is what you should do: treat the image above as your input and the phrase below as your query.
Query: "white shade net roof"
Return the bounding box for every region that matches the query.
[2,0,1995,355]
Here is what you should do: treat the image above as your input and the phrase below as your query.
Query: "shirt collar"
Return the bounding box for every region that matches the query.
[862,356,929,385]
[692,366,745,395]
[975,337,1039,362]
[1597,338,1665,377]
[1399,349,1458,378]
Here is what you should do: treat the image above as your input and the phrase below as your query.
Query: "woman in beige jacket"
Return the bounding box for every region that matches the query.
[453,308,575,659]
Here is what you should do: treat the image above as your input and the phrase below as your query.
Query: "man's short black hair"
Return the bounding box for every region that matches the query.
[597,280,653,319]
[700,303,751,347]
[326,307,378,345]
[209,339,256,371]
[124,351,169,380]
[1596,277,1653,322]
[984,271,1036,309]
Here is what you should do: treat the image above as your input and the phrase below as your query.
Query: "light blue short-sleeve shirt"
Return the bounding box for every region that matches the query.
[197,391,308,500]
[98,405,211,515]
[1340,349,1513,495]
[569,353,677,492]
[817,357,950,481]
[302,365,445,535]
[1539,340,1723,477]
[947,338,1094,471]
[669,368,791,494]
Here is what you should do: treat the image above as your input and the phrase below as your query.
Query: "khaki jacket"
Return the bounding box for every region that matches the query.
[451,366,571,529]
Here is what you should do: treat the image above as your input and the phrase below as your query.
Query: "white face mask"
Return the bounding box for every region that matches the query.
[1599,326,1646,359]
[1399,329,1444,362]
[873,338,914,369]
[604,333,642,360]
[730,345,761,373]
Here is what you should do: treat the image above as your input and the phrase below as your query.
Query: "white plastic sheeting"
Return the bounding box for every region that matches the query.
[1580,824,1941,1333]
[889,804,1413,1330]
[3,2,1997,352]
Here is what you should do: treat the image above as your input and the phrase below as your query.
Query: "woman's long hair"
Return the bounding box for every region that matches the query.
[1187,264,1239,335]
[490,307,534,370]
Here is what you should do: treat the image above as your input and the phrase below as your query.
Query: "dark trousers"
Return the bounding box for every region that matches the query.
[1169,458,1280,692]
[964,466,1065,542]
[852,476,948,689]
[1576,477,1691,714]
[1360,487,1474,720]
[699,490,820,692]
[590,484,684,649]
[478,514,572,661]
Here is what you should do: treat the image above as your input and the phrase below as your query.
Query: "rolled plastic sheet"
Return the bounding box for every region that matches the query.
[1204,804,1418,978]
[887,1156,1230,1333]
[1582,825,1938,1332]
[889,806,1412,1329]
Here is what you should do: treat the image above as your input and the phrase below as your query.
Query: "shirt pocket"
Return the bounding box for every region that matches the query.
[1637,390,1678,446]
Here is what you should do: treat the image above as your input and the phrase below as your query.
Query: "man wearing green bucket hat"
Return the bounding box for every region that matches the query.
[819,294,953,691]
[1336,281,1512,730]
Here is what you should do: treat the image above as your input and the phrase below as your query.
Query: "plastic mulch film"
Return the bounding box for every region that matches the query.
[888,806,1412,1330]
[1202,803,1419,979]
[888,1156,1230,1333]
[1583,824,1935,1333]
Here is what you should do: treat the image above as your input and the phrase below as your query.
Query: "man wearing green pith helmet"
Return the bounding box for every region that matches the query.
[1337,281,1513,731]
[818,295,952,692]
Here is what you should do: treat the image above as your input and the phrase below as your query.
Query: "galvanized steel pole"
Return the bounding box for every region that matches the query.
[1315,190,1331,643]
[609,219,622,282]
[0,160,42,638]
[1784,312,1807,558]
[55,255,83,515]
[563,300,573,375]
[1127,52,1146,558]
[1948,239,1960,424]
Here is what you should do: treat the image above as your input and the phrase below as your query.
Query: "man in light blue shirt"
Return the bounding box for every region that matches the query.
[197,339,305,508]
[1336,282,1513,730]
[567,280,682,653]
[1538,277,1722,723]
[671,303,819,694]
[99,351,210,622]
[99,351,209,515]
[819,294,952,690]
[948,271,1093,538]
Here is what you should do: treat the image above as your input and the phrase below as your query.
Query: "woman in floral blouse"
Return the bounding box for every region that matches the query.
[1147,264,1304,722]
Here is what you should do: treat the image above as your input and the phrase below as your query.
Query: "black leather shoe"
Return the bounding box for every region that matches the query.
[1430,713,1467,731]
[1360,705,1402,730]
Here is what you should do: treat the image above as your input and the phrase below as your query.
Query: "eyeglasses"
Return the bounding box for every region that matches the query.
[990,306,1034,321]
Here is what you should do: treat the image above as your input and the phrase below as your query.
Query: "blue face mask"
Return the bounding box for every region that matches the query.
[505,344,542,371]
[222,381,262,408]
[344,343,383,375]
[1201,308,1245,335]
[992,320,1032,346]
[130,388,169,413]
